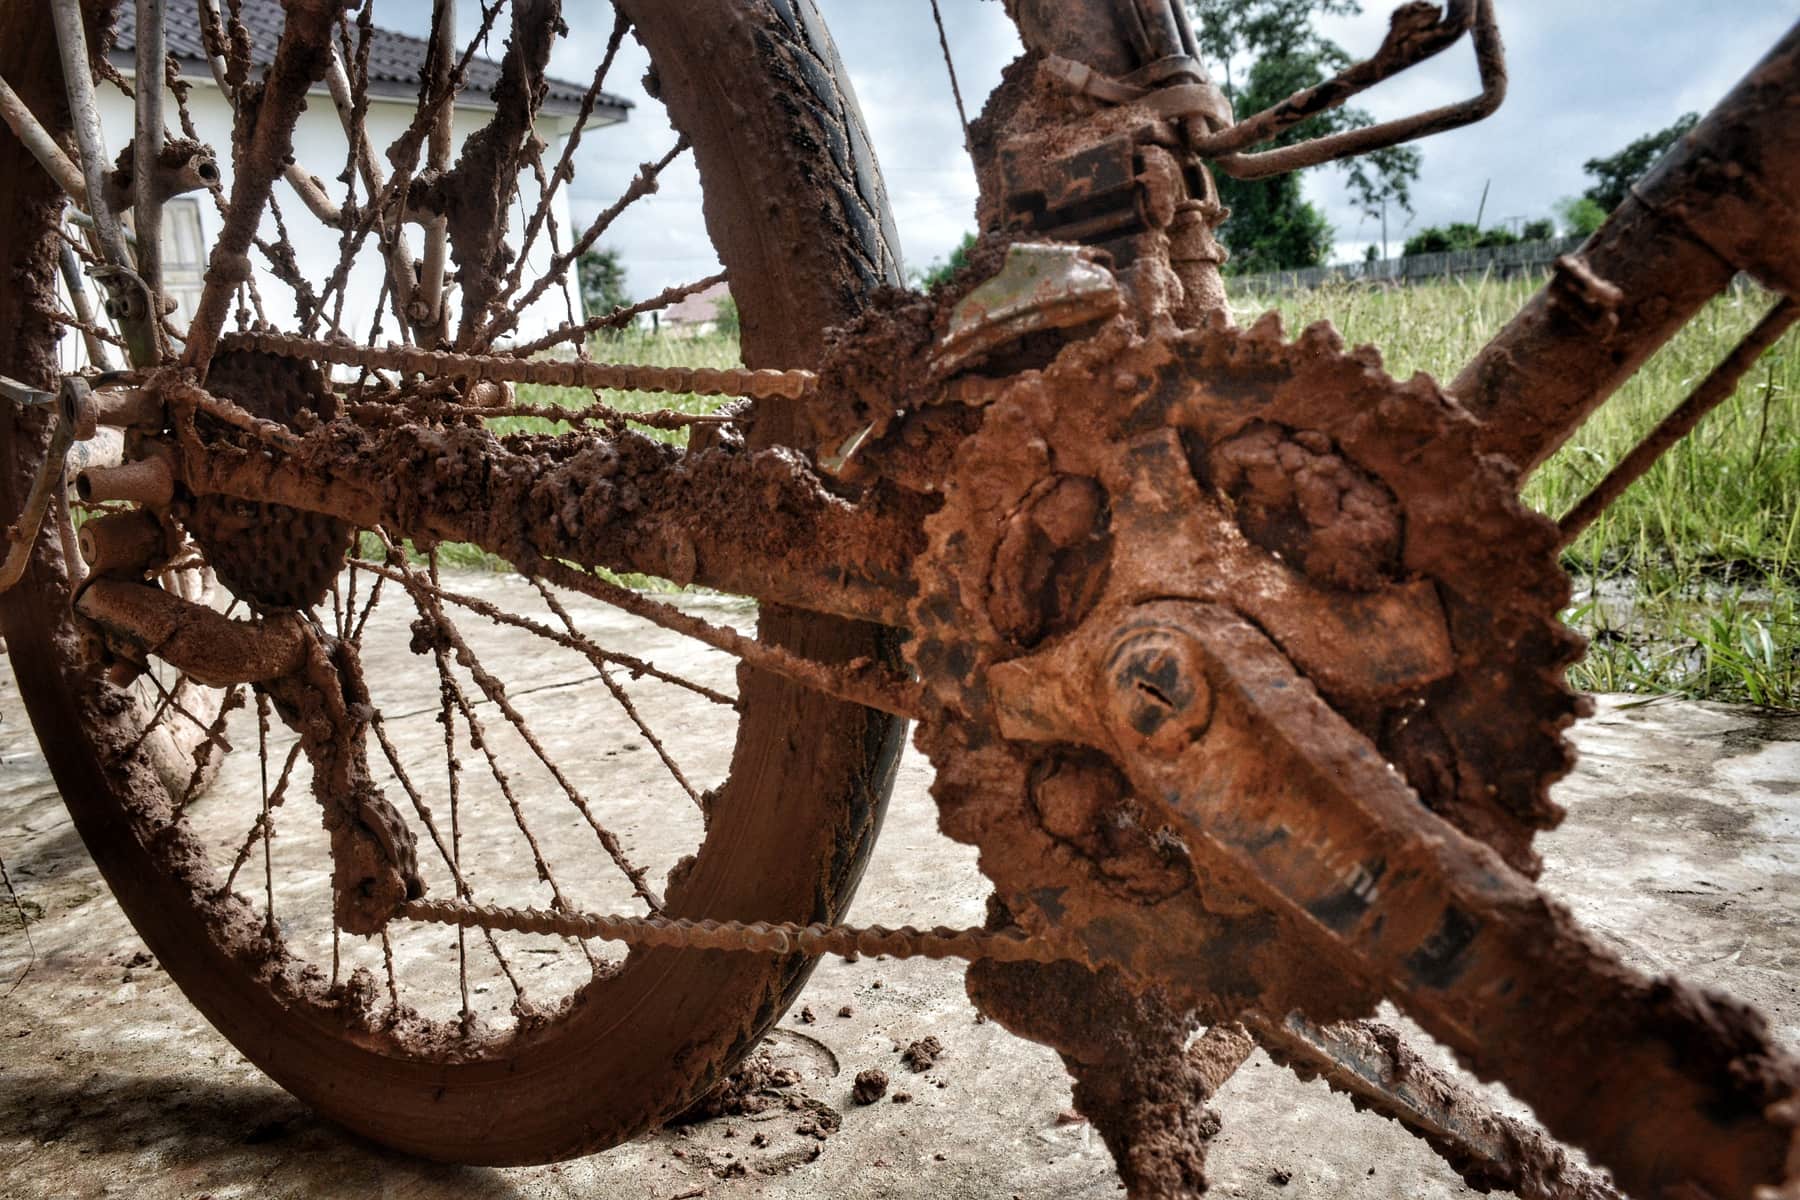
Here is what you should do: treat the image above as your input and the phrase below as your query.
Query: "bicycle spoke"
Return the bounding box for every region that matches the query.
[379,927,401,1012]
[500,8,629,313]
[352,557,736,708]
[369,712,523,1012]
[505,270,729,359]
[530,577,700,810]
[218,738,301,899]
[173,682,245,814]
[475,136,691,350]
[182,0,346,373]
[384,539,666,911]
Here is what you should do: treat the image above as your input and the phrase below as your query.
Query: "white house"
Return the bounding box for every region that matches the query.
[61,0,627,370]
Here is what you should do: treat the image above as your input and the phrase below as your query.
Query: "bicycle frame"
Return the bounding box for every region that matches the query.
[5,2,1800,1196]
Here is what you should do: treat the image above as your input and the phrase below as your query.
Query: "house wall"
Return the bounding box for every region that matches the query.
[60,81,584,370]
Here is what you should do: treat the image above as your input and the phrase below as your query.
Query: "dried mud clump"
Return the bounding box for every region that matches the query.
[851,1069,889,1105]
[673,1051,801,1124]
[1203,421,1401,593]
[901,1036,943,1073]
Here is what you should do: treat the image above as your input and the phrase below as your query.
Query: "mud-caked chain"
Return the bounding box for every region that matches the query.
[397,897,1066,964]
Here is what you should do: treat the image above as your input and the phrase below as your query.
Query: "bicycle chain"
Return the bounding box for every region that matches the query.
[397,897,1066,964]
[222,330,818,402]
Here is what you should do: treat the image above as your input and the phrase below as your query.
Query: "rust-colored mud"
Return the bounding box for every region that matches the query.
[970,944,1222,1199]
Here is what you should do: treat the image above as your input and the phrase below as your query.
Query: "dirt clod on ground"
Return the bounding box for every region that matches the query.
[901,1036,943,1073]
[852,1069,889,1105]
[673,1052,801,1123]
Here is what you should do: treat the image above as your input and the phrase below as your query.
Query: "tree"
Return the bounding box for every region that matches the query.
[1555,196,1607,237]
[1401,222,1518,256]
[576,246,631,325]
[713,293,740,338]
[1581,112,1699,212]
[1189,0,1422,272]
[1521,218,1555,241]
[915,232,977,291]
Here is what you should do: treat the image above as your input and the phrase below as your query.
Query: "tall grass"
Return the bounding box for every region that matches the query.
[1237,275,1800,706]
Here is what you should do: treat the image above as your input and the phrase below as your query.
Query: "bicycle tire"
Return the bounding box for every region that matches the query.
[0,0,905,1165]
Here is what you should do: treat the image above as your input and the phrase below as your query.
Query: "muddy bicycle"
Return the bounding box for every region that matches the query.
[0,0,1796,1195]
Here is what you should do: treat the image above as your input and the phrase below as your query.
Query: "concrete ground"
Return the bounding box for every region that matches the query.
[0,568,1796,1199]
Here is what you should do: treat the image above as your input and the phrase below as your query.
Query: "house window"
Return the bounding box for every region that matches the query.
[160,197,208,332]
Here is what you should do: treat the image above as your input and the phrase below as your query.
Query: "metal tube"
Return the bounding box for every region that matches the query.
[89,386,163,428]
[77,507,165,575]
[415,0,456,347]
[1454,21,1800,473]
[57,233,117,370]
[48,0,158,367]
[133,0,166,313]
[0,73,87,204]
[76,447,174,506]
[0,405,73,592]
[1211,0,1504,180]
[1246,1012,1620,1200]
[48,0,129,267]
[1558,297,1799,545]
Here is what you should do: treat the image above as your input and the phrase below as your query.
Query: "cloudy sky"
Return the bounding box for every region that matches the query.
[387,1,1797,299]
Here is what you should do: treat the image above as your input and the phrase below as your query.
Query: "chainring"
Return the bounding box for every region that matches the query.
[904,310,1587,1007]
[182,349,353,612]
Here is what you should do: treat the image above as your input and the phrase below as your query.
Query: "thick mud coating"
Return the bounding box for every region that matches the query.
[1265,1020,1621,1200]
[970,954,1221,1199]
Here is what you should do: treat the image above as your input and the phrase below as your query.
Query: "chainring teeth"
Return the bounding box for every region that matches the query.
[910,314,1587,884]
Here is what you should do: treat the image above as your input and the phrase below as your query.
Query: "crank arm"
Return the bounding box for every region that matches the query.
[993,599,1799,1200]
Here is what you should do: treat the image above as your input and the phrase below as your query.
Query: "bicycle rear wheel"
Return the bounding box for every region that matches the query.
[0,0,904,1164]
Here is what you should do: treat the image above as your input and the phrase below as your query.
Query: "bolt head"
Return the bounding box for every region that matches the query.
[1100,626,1213,755]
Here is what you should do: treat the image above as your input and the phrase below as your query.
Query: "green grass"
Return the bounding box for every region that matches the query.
[1236,275,1800,706]
[497,329,739,445]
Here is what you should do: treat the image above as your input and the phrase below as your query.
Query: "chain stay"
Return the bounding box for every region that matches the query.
[226,330,817,402]
[396,897,1064,964]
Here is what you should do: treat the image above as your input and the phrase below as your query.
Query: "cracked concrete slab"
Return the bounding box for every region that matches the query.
[0,569,1796,1198]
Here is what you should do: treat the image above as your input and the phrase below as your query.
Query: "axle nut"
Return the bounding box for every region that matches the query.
[1100,625,1213,755]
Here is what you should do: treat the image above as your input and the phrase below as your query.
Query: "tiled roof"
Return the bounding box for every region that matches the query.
[112,0,628,120]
